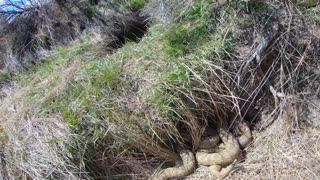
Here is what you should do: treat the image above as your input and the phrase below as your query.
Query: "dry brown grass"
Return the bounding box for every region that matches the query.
[0,116,87,179]
[1,1,320,179]
[0,43,90,179]
[231,127,320,179]
[142,0,194,23]
[186,122,320,180]
[0,82,87,179]
[186,97,320,179]
[186,1,320,179]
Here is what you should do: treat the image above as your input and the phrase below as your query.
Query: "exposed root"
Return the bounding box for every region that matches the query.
[152,149,196,180]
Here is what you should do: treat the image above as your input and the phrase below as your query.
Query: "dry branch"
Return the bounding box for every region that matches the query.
[237,23,282,107]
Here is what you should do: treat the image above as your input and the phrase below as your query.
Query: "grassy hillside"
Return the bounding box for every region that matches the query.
[1,0,320,179]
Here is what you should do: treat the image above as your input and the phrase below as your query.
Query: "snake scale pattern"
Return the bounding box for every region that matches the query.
[152,121,253,180]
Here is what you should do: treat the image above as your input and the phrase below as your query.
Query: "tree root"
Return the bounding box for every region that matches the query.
[152,148,196,180]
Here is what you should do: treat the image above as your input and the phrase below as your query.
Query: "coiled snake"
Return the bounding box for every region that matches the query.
[152,121,252,180]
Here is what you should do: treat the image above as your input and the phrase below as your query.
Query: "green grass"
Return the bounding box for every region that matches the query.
[123,0,146,11]
[0,71,12,84]
[1,1,320,179]
[6,2,238,177]
[164,24,210,56]
[302,5,320,24]
[181,0,214,21]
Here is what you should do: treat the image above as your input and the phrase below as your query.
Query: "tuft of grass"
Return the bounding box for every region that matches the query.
[0,72,12,84]
[124,0,147,11]
[181,0,213,21]
[164,24,209,56]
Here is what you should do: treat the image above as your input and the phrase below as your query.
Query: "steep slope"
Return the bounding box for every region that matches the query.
[0,0,320,179]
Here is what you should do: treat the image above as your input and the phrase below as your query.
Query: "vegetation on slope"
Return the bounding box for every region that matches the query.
[0,0,320,179]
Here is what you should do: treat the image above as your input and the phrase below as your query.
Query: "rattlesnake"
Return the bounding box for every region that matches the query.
[196,129,240,179]
[152,121,252,180]
[235,121,253,149]
[152,148,196,180]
